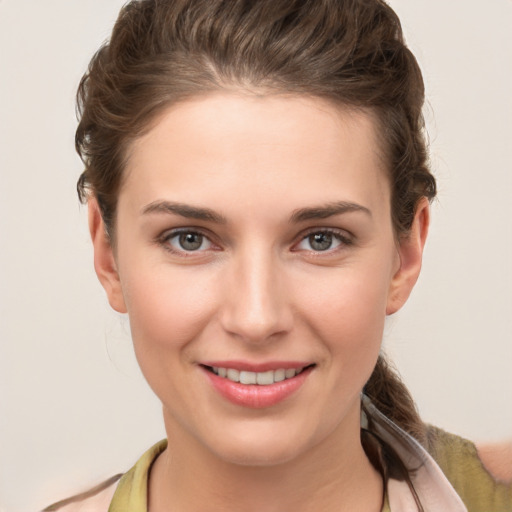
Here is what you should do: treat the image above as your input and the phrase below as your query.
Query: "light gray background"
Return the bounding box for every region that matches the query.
[1,1,511,511]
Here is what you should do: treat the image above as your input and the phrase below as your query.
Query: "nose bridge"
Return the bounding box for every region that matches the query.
[221,242,291,342]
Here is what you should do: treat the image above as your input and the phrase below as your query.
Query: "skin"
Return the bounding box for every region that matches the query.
[477,441,512,483]
[90,93,429,511]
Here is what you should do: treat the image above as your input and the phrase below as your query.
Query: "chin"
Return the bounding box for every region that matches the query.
[201,418,325,468]
[213,438,306,468]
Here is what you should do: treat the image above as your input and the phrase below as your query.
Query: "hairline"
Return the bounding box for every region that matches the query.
[102,87,393,245]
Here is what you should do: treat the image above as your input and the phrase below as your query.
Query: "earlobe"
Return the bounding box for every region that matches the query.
[88,199,127,314]
[386,198,430,315]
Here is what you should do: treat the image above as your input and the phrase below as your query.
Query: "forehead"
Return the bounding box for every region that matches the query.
[122,93,390,218]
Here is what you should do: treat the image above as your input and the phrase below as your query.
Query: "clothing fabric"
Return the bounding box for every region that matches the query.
[42,406,512,512]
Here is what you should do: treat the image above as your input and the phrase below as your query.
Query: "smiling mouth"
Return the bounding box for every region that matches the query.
[202,365,315,385]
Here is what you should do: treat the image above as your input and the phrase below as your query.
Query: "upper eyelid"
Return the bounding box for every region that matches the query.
[156,227,218,252]
[155,226,353,250]
[290,227,354,252]
[159,226,213,240]
[297,226,353,240]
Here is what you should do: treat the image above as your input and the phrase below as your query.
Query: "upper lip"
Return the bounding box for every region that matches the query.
[200,360,315,372]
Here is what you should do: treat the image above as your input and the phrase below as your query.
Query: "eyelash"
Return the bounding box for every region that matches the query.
[293,228,354,254]
[156,228,217,256]
[156,227,354,256]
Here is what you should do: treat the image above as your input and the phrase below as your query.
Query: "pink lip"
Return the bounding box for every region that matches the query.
[201,360,310,372]
[200,363,314,409]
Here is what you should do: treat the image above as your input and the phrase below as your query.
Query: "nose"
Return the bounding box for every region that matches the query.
[219,247,293,344]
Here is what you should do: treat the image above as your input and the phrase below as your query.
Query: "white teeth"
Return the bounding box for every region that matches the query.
[273,369,285,382]
[285,368,297,379]
[211,366,306,385]
[256,370,274,385]
[226,368,240,382]
[239,371,257,384]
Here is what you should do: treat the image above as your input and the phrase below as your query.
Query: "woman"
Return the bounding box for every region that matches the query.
[44,0,511,510]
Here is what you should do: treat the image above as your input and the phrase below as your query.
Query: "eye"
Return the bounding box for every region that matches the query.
[294,230,351,252]
[164,230,213,253]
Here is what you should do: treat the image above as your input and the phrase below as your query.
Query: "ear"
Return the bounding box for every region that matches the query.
[88,198,127,313]
[386,197,430,315]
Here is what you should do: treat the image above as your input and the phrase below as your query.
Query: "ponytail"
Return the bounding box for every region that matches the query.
[364,354,426,445]
[361,355,428,510]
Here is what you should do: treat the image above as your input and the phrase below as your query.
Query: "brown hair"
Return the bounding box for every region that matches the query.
[76,0,435,493]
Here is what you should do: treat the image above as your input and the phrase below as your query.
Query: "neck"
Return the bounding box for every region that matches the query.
[149,409,383,512]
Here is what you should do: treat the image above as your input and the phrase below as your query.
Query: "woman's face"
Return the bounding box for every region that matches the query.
[91,93,426,466]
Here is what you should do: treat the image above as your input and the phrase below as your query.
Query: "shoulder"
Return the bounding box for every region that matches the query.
[477,439,512,483]
[41,474,122,512]
[426,425,512,511]
[42,440,168,512]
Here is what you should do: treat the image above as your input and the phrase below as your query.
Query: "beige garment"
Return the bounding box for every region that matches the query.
[41,475,120,512]
[362,395,467,511]
[43,401,483,512]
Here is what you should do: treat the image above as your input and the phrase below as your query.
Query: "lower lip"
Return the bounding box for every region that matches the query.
[202,366,313,409]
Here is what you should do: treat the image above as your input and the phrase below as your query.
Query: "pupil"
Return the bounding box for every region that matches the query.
[310,233,332,251]
[179,233,202,251]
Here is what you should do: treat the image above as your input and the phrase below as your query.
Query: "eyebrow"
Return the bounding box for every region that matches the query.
[141,200,227,224]
[141,200,371,224]
[290,201,372,223]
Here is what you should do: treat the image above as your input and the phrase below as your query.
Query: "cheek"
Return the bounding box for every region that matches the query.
[120,265,219,362]
[119,265,223,413]
[297,266,390,360]
[308,275,388,410]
